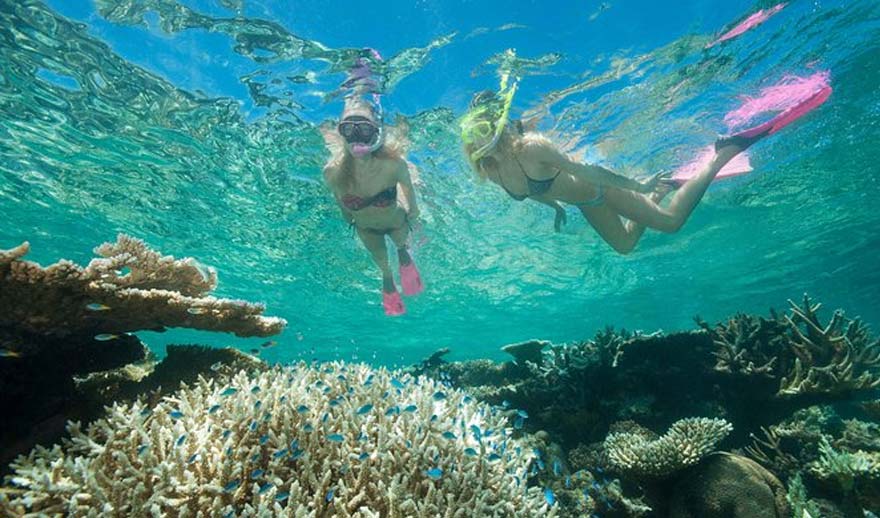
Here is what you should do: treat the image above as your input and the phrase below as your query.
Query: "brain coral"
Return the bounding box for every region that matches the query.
[0,362,552,518]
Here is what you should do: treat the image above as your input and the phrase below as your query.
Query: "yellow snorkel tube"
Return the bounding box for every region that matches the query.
[460,71,518,163]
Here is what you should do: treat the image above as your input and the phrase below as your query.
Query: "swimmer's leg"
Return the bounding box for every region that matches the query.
[390,222,424,296]
[355,227,405,315]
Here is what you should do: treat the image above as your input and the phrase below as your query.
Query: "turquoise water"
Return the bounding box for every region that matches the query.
[1,0,879,366]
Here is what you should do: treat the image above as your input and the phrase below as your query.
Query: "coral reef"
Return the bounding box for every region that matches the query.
[0,362,552,517]
[0,235,286,345]
[667,453,790,518]
[603,418,733,478]
[501,339,549,365]
[702,295,880,399]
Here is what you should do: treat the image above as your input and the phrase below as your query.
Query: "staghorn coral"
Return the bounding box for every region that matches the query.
[604,417,733,477]
[778,295,880,397]
[811,439,880,492]
[698,312,784,378]
[0,362,553,518]
[0,235,285,346]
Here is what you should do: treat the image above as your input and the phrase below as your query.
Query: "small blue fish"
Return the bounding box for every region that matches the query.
[86,303,110,311]
[464,447,477,457]
[430,415,438,423]
[517,410,529,419]
[254,400,262,410]
[326,434,344,442]
[357,431,367,441]
[321,412,329,423]
[296,405,309,413]
[356,404,373,415]
[137,445,149,456]
[94,334,119,341]
[442,431,457,440]
[187,453,198,463]
[250,386,261,394]
[303,423,314,432]
[250,469,264,479]
[565,476,572,488]
[325,488,335,502]
[384,406,400,416]
[336,374,346,381]
[391,378,405,389]
[463,396,473,403]
[358,452,369,460]
[249,421,257,432]
[290,439,299,451]
[140,408,152,417]
[470,425,482,440]
[261,340,277,348]
[275,491,290,502]
[208,404,221,414]
[514,416,524,429]
[553,460,561,476]
[222,429,231,439]
[403,405,417,413]
[329,398,340,407]
[223,479,241,492]
[258,482,274,494]
[290,449,304,460]
[220,388,237,397]
[544,488,555,506]
[432,391,447,401]
[425,467,443,480]
[259,434,269,445]
[502,400,511,408]
[175,434,186,446]
[406,440,412,448]
[537,458,546,470]
[223,510,234,518]
[169,410,184,419]
[251,453,260,462]
[487,453,501,462]
[273,448,288,458]
[226,447,233,456]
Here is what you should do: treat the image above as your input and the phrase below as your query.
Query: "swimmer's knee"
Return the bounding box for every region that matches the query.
[611,239,637,255]
[656,215,685,234]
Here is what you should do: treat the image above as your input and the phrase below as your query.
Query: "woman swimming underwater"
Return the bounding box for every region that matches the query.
[323,96,423,316]
[460,76,828,254]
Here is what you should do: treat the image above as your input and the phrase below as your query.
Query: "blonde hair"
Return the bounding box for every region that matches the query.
[463,122,537,181]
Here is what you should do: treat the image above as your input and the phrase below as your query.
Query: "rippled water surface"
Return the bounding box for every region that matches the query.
[1,0,879,365]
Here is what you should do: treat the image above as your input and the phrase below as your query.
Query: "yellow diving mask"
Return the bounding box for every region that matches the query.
[460,72,518,163]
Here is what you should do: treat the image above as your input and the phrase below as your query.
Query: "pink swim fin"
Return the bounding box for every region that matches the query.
[730,84,832,139]
[382,290,405,316]
[670,146,753,186]
[400,262,424,296]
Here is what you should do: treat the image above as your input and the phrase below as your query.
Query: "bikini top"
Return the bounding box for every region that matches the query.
[342,185,397,211]
[498,155,561,201]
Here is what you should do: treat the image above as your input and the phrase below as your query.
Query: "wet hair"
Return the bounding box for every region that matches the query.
[462,91,525,180]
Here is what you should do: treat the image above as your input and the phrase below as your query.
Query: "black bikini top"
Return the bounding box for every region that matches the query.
[498,156,561,201]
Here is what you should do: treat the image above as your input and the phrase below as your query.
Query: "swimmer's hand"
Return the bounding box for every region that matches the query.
[554,206,567,232]
[638,171,672,193]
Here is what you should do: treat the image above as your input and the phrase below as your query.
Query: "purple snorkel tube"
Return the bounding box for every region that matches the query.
[344,49,386,158]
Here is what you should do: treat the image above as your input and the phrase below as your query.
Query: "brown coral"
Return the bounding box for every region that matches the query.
[0,235,286,346]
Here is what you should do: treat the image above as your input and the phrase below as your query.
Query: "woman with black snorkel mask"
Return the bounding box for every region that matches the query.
[323,93,423,316]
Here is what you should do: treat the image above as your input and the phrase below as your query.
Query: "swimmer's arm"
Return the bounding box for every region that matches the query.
[323,165,354,225]
[533,196,567,232]
[530,145,652,193]
[397,160,420,219]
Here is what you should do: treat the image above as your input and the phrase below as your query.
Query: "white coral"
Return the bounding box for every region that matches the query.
[1,362,553,517]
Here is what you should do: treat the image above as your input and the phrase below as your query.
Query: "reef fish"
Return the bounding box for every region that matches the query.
[186,307,206,315]
[464,447,478,457]
[258,482,274,494]
[432,391,447,401]
[94,334,119,341]
[544,488,555,506]
[261,340,278,348]
[0,349,22,358]
[326,434,344,442]
[250,469,264,479]
[275,491,290,501]
[220,387,238,397]
[441,431,457,440]
[86,303,111,311]
[325,488,335,502]
[223,479,241,492]
[208,404,221,414]
[356,404,373,415]
[425,467,443,480]
[169,410,184,419]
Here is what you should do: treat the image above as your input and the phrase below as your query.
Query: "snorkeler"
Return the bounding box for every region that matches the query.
[460,73,829,254]
[323,95,423,316]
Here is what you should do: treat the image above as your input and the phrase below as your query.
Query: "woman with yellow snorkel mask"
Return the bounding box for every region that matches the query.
[461,71,825,254]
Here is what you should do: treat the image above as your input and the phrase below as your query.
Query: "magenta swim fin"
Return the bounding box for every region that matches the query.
[382,290,405,316]
[400,262,424,296]
[670,147,752,186]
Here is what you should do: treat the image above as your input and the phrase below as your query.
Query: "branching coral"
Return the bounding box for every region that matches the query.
[0,235,285,345]
[702,295,880,398]
[603,418,733,477]
[0,362,553,517]
[811,439,880,492]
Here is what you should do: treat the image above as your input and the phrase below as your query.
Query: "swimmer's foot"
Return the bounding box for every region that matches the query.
[382,290,405,316]
[400,262,424,296]
[716,83,833,156]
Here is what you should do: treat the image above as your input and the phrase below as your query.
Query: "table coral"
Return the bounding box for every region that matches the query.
[0,234,286,345]
[0,362,553,518]
[603,417,733,478]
